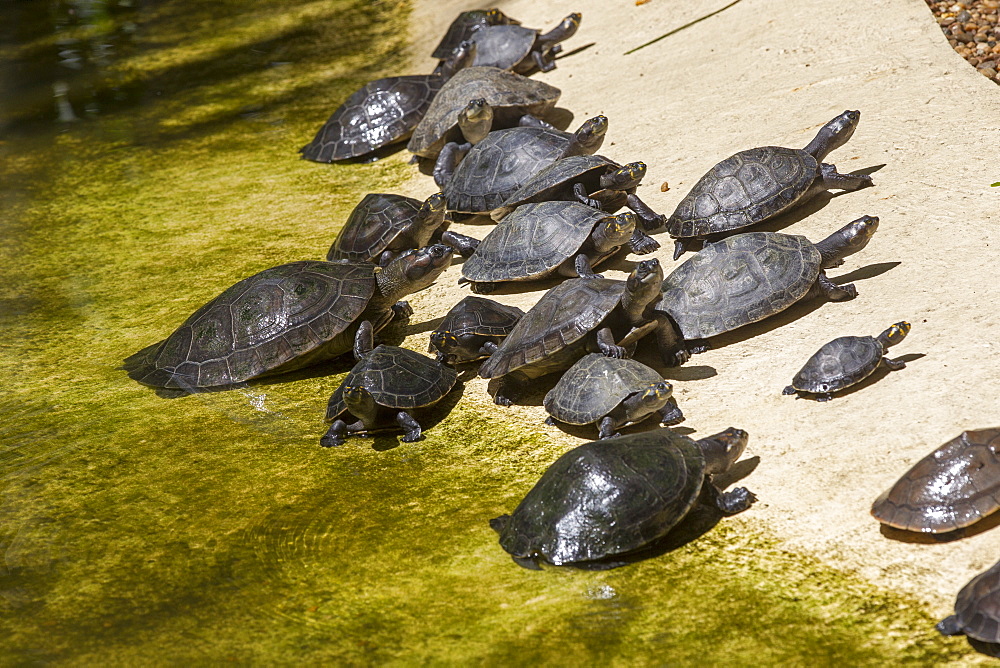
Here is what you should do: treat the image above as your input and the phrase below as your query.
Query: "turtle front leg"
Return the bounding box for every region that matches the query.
[433,142,471,189]
[595,327,626,358]
[819,162,873,192]
[627,228,660,254]
[573,182,602,209]
[320,419,349,447]
[470,281,498,295]
[479,341,499,357]
[597,416,621,440]
[397,411,423,442]
[390,301,414,323]
[815,272,857,302]
[625,192,667,232]
[714,486,757,515]
[882,356,906,371]
[573,254,603,279]
[492,371,530,407]
[531,48,557,73]
[438,230,480,257]
[658,398,685,426]
[518,114,557,130]
[655,313,689,366]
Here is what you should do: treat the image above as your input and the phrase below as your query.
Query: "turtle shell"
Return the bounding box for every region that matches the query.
[790,335,883,394]
[939,559,1000,643]
[325,345,458,420]
[479,277,625,379]
[544,354,664,425]
[300,74,444,162]
[492,155,622,219]
[123,261,376,389]
[433,296,524,341]
[432,9,520,60]
[656,232,821,339]
[871,428,1000,533]
[407,67,560,159]
[469,24,538,70]
[462,202,608,283]
[328,194,431,262]
[494,428,706,565]
[665,146,818,239]
[444,125,575,213]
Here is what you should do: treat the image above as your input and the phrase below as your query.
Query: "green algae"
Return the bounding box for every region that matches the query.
[0,1,987,664]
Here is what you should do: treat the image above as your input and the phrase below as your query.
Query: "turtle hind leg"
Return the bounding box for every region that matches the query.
[658,399,684,426]
[819,162,873,192]
[396,411,422,442]
[598,416,620,440]
[714,486,757,515]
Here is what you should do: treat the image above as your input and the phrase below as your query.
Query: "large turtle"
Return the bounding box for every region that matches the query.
[654,216,880,366]
[469,13,581,74]
[461,203,640,293]
[490,426,756,568]
[871,428,1000,534]
[782,321,911,401]
[438,115,608,212]
[407,67,561,161]
[479,258,665,406]
[543,354,684,439]
[664,110,874,259]
[122,245,453,391]
[327,192,479,264]
[429,296,524,365]
[938,558,1000,647]
[299,42,474,163]
[431,8,521,60]
[320,322,457,447]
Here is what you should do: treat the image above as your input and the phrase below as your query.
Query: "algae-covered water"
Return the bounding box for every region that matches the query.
[0,0,982,663]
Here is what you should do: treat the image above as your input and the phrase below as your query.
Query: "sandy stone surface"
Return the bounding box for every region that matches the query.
[395,0,1000,614]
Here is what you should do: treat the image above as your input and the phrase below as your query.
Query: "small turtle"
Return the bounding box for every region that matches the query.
[461,203,641,293]
[938,559,1000,647]
[544,354,684,439]
[320,322,458,447]
[665,110,874,259]
[122,245,453,390]
[782,322,911,401]
[469,13,581,74]
[479,258,665,406]
[438,115,608,212]
[871,428,1000,534]
[490,426,756,568]
[654,216,879,366]
[431,8,521,60]
[327,192,479,264]
[299,42,474,163]
[429,296,525,365]
[407,67,561,161]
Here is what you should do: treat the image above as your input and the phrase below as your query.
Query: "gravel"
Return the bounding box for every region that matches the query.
[926,0,1000,84]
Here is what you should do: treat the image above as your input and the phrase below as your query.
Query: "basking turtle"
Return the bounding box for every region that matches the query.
[871,428,1000,534]
[432,8,521,60]
[299,42,474,163]
[429,296,524,365]
[665,110,874,259]
[654,216,880,366]
[782,322,911,401]
[938,559,1000,646]
[122,245,453,390]
[479,258,665,406]
[407,67,561,161]
[469,13,581,74]
[544,354,684,439]
[438,115,608,212]
[327,192,479,264]
[490,426,756,568]
[320,322,457,447]
[461,203,641,293]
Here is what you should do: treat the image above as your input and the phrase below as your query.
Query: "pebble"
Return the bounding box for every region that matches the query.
[928,0,1000,85]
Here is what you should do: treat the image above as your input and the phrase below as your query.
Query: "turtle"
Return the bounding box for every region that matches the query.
[654,215,880,366]
[871,428,1000,534]
[782,321,911,401]
[489,426,756,569]
[490,155,665,253]
[479,258,666,406]
[938,558,1000,646]
[469,13,581,74]
[543,353,684,439]
[664,110,874,259]
[431,8,521,60]
[121,244,454,391]
[428,295,525,365]
[299,41,474,163]
[320,322,458,447]
[407,66,561,162]
[326,192,479,264]
[437,115,608,212]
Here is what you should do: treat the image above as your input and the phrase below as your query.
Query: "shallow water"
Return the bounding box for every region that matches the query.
[0,0,982,663]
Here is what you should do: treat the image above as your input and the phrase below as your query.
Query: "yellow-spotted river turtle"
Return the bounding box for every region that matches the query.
[429,295,524,365]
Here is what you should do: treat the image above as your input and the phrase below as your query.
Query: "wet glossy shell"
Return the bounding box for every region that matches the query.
[656,232,821,339]
[544,354,664,425]
[941,559,1000,643]
[666,146,818,238]
[444,125,573,213]
[479,277,624,379]
[407,67,560,159]
[495,428,706,565]
[871,429,1000,533]
[434,296,525,340]
[300,75,444,162]
[432,10,520,59]
[470,25,538,70]
[790,335,883,394]
[325,345,458,420]
[328,194,428,262]
[123,261,376,389]
[462,202,607,282]
[493,155,621,219]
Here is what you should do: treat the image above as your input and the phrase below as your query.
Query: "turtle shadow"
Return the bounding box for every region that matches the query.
[630,342,718,381]
[830,261,900,284]
[785,352,925,401]
[366,379,468,452]
[967,638,1000,658]
[878,510,1000,544]
[406,315,445,338]
[487,373,560,407]
[553,41,597,63]
[547,418,696,442]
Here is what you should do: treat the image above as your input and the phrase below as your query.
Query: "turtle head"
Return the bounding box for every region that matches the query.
[815,215,879,268]
[379,244,453,300]
[600,161,646,190]
[638,381,673,407]
[594,212,636,249]
[417,192,448,229]
[626,258,663,292]
[458,98,494,145]
[484,8,519,26]
[429,329,462,364]
[622,258,664,317]
[698,427,749,475]
[565,115,608,157]
[549,12,582,42]
[342,384,378,424]
[803,109,861,161]
[439,40,477,78]
[877,321,911,349]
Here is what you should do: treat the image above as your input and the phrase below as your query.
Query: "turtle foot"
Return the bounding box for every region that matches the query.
[717,486,757,514]
[599,343,627,359]
[493,394,514,407]
[320,434,345,448]
[401,432,423,443]
[392,301,414,321]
